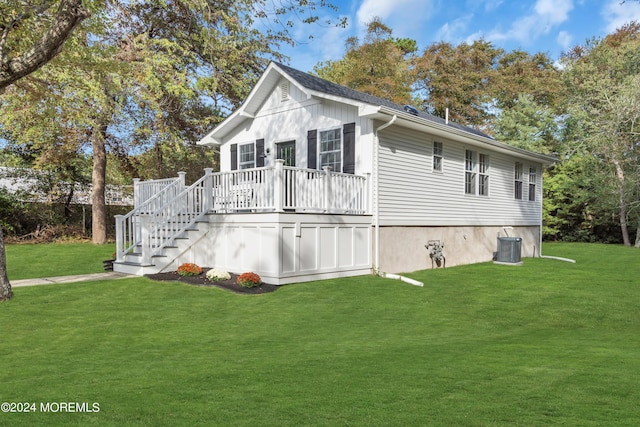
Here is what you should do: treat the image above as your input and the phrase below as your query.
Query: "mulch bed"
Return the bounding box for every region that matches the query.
[145,269,278,294]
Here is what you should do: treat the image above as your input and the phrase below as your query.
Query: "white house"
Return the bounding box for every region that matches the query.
[113,62,555,284]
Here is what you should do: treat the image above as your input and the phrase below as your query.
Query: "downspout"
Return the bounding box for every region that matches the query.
[373,114,397,276]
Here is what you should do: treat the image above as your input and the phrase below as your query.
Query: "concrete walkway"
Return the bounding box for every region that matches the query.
[11,272,135,287]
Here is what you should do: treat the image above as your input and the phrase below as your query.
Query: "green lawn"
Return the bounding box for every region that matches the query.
[5,242,116,280]
[0,243,639,426]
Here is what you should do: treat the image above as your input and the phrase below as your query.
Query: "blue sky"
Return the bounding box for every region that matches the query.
[278,0,640,72]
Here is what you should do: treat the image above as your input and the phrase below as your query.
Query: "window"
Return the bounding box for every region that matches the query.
[515,162,523,200]
[239,143,255,169]
[528,166,537,201]
[319,128,342,171]
[465,150,476,195]
[433,141,443,172]
[479,153,490,196]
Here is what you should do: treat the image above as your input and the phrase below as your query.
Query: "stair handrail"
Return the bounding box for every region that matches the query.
[137,169,214,265]
[115,174,186,261]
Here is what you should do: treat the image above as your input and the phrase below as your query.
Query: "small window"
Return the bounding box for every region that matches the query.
[514,162,523,200]
[528,166,537,201]
[465,150,476,195]
[433,141,443,172]
[479,153,489,196]
[319,128,342,171]
[239,143,255,169]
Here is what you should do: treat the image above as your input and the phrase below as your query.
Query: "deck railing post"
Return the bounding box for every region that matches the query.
[365,172,371,214]
[323,166,332,212]
[115,214,124,261]
[133,178,141,208]
[274,160,285,212]
[140,213,152,266]
[203,168,213,212]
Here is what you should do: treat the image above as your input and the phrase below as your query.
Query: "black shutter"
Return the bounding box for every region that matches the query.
[255,139,265,167]
[307,129,317,169]
[343,122,356,174]
[230,143,238,170]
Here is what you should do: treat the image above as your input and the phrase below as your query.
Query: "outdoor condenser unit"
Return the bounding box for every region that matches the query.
[496,236,522,264]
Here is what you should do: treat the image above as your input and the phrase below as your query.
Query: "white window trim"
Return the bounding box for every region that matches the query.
[464,149,477,195]
[433,141,444,173]
[465,149,491,196]
[515,162,524,200]
[318,127,342,172]
[528,166,537,202]
[239,142,256,170]
[478,153,490,197]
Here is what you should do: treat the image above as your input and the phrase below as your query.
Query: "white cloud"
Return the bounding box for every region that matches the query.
[355,0,435,36]
[535,0,573,25]
[435,15,474,42]
[482,0,504,12]
[486,0,574,45]
[602,0,640,34]
[557,30,573,51]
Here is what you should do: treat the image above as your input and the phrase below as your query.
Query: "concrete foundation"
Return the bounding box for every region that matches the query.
[377,225,540,274]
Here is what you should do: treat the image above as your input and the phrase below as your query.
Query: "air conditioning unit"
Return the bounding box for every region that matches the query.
[496,237,522,264]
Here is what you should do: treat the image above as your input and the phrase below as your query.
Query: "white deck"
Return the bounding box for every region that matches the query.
[113,162,371,282]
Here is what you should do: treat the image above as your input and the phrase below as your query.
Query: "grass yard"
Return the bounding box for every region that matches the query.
[0,243,639,426]
[5,242,116,280]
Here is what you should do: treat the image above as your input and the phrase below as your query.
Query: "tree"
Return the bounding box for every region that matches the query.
[414,40,501,130]
[313,18,417,105]
[493,50,563,113]
[0,0,91,300]
[562,22,640,246]
[1,0,346,246]
[493,94,560,154]
[0,0,90,92]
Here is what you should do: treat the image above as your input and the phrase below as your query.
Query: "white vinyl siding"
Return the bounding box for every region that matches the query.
[377,125,543,226]
[221,92,364,173]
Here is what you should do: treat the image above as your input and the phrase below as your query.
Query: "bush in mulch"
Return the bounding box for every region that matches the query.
[145,268,278,294]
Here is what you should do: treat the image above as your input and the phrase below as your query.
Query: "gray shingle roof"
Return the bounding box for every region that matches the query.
[274,62,493,139]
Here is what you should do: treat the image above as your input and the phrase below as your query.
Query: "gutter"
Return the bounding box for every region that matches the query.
[371,106,557,166]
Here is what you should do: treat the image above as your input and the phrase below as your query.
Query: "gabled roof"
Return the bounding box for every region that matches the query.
[199,62,556,165]
[273,62,491,139]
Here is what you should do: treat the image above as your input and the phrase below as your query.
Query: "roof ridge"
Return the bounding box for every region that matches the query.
[271,62,492,139]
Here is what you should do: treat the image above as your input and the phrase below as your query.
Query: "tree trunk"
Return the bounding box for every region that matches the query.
[0,0,90,92]
[91,123,108,244]
[635,219,640,248]
[0,226,12,301]
[614,160,631,246]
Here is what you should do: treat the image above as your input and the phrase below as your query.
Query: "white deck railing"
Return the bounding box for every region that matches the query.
[133,173,185,208]
[115,173,188,260]
[115,161,368,264]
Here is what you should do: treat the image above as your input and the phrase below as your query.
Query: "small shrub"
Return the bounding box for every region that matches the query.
[177,263,203,276]
[237,272,261,288]
[206,268,231,282]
